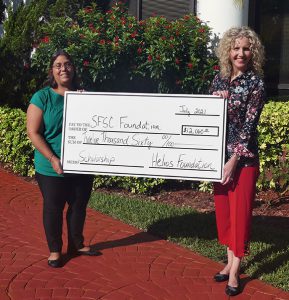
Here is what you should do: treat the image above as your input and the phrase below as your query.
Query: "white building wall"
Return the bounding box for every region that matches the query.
[196,0,249,38]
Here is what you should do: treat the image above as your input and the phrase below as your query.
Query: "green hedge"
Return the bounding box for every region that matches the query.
[257,101,289,191]
[0,106,34,176]
[0,101,288,193]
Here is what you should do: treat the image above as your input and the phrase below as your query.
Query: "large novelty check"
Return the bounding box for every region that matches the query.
[61,92,227,182]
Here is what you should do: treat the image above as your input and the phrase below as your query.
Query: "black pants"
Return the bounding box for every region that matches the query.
[36,173,94,253]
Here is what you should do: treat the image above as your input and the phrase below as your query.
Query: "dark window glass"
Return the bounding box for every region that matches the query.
[107,0,195,20]
[253,0,289,94]
[141,0,194,20]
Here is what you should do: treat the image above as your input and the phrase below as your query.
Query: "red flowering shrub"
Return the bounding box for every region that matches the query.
[32,2,218,93]
[29,1,220,193]
[135,14,219,93]
[40,36,50,43]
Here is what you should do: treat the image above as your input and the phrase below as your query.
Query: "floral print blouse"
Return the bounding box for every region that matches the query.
[210,70,266,167]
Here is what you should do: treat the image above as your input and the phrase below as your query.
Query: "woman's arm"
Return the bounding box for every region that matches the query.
[26,104,63,174]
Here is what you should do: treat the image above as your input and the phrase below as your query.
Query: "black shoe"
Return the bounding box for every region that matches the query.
[225,277,241,296]
[214,272,229,282]
[76,248,102,256]
[48,258,62,268]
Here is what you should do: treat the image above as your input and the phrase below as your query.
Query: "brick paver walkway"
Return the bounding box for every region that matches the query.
[0,167,289,300]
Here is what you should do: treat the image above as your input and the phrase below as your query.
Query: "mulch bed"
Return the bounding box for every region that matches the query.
[95,186,289,217]
[1,163,288,217]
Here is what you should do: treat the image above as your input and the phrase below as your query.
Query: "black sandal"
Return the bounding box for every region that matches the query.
[225,276,241,296]
[48,257,62,268]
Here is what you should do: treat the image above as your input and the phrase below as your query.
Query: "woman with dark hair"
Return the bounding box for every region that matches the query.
[27,50,101,268]
[210,27,266,296]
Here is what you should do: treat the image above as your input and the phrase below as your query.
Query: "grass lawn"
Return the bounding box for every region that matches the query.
[89,191,289,292]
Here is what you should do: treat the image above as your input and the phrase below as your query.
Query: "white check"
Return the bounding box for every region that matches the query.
[61,92,227,182]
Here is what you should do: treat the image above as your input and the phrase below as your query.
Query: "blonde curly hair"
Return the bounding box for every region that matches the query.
[216,26,265,78]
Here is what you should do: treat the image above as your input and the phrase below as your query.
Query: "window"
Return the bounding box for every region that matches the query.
[251,0,289,95]
[141,0,195,20]
[106,0,195,20]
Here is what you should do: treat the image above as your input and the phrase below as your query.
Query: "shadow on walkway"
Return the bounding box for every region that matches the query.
[0,167,288,300]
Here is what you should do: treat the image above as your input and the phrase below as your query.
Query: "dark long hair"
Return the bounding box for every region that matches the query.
[48,49,80,90]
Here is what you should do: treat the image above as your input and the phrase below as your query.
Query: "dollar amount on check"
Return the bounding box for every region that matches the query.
[61,92,227,182]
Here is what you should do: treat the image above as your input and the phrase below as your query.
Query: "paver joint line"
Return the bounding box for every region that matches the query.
[0,168,288,299]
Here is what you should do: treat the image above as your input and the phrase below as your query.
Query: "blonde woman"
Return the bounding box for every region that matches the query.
[210,27,266,296]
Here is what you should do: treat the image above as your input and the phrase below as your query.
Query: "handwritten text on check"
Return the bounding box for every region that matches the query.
[61,92,227,182]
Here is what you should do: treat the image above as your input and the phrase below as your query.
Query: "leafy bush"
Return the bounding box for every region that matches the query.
[0,0,220,109]
[28,2,218,193]
[0,0,110,108]
[0,101,288,193]
[0,1,48,108]
[257,101,289,191]
[1,1,287,194]
[93,175,165,194]
[262,145,289,193]
[0,106,34,176]
[31,2,218,93]
[137,14,217,94]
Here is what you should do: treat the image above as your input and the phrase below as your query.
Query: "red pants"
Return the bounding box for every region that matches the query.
[213,166,259,257]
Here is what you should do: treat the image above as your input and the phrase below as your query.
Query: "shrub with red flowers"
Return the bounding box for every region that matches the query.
[32,3,143,91]
[135,14,219,94]
[30,2,220,193]
[32,2,219,93]
[2,1,289,195]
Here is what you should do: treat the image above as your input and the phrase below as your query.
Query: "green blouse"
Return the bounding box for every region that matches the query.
[30,87,64,176]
